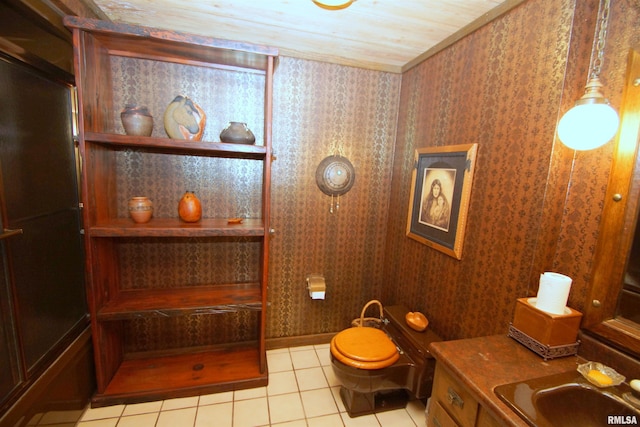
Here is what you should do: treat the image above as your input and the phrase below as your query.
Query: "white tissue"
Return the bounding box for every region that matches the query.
[535,272,572,315]
[310,291,325,300]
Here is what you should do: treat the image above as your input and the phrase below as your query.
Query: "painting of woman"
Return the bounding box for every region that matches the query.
[419,173,454,231]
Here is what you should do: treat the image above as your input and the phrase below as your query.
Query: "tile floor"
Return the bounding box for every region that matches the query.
[26,344,427,427]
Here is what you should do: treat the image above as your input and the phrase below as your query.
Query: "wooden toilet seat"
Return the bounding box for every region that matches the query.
[330,327,399,370]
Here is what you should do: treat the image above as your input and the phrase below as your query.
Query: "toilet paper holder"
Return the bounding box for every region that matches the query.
[306,274,326,299]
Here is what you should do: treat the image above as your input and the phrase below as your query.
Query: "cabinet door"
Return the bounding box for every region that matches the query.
[428,400,460,427]
[431,366,479,427]
[0,58,87,373]
[0,239,21,404]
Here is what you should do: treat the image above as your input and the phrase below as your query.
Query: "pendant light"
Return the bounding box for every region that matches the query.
[557,0,619,150]
[312,0,356,10]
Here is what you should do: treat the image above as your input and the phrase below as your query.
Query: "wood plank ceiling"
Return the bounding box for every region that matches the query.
[88,0,520,73]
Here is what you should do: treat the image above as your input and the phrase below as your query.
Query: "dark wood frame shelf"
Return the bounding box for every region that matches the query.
[89,218,266,237]
[97,283,262,321]
[84,132,268,159]
[64,16,276,407]
[101,346,264,405]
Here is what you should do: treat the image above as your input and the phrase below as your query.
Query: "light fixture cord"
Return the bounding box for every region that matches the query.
[589,0,611,81]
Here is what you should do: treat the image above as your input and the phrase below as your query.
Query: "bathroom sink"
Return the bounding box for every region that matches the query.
[494,370,640,427]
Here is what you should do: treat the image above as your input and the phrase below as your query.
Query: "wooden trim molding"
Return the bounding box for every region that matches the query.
[583,46,640,357]
[266,333,335,350]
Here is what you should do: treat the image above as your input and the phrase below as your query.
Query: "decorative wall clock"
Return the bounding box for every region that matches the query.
[315,155,355,213]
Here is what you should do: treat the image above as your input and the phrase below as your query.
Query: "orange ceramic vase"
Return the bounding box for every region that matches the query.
[178,191,202,222]
[128,196,153,223]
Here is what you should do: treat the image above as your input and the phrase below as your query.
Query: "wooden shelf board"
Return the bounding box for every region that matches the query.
[91,346,267,407]
[98,283,262,320]
[84,132,267,159]
[89,218,265,237]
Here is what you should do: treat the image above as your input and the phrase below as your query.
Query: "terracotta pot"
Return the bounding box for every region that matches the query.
[219,122,255,144]
[121,105,153,136]
[128,196,153,223]
[178,191,202,222]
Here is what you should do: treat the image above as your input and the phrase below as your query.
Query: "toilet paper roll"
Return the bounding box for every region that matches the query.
[307,274,326,300]
[535,272,572,315]
[310,291,325,300]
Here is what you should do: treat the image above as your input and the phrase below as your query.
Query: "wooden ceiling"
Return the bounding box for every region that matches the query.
[88,0,523,73]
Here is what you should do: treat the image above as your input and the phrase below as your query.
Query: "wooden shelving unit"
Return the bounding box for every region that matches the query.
[64,16,277,407]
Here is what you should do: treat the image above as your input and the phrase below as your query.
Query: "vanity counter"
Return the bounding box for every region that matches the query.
[429,334,583,426]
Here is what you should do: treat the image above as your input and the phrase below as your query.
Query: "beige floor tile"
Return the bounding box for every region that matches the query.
[376,408,416,426]
[194,402,232,427]
[267,371,299,396]
[314,344,331,366]
[116,412,159,427]
[271,420,308,427]
[198,391,233,406]
[267,351,294,373]
[300,388,338,418]
[233,397,269,427]
[161,396,199,410]
[79,406,125,421]
[406,399,427,425]
[75,419,119,427]
[122,401,162,416]
[307,413,344,427]
[288,345,315,352]
[290,349,320,370]
[155,407,197,427]
[295,367,328,391]
[330,386,347,413]
[72,345,425,427]
[234,386,267,401]
[39,409,84,424]
[268,393,305,424]
[322,365,340,387]
[340,412,380,427]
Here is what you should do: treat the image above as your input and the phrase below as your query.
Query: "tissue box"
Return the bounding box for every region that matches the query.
[512,298,582,346]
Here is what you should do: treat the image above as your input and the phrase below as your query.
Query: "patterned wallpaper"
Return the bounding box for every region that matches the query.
[268,58,401,337]
[384,0,640,341]
[110,55,402,348]
[109,0,640,349]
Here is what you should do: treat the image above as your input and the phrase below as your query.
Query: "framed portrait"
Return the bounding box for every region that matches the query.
[406,143,478,259]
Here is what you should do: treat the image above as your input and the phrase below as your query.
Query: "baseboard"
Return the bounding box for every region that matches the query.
[266,332,335,350]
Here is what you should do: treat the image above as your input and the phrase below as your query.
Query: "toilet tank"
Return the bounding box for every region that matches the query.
[383,305,442,399]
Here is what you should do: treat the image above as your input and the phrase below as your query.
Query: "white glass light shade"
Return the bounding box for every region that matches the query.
[557,102,619,150]
[312,0,355,10]
[557,77,619,150]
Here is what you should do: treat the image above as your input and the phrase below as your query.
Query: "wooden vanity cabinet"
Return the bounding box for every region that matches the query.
[64,16,277,406]
[428,364,501,427]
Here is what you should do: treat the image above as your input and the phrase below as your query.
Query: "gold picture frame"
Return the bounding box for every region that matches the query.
[406,143,478,259]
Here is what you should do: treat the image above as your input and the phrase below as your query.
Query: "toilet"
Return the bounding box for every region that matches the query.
[330,305,442,417]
